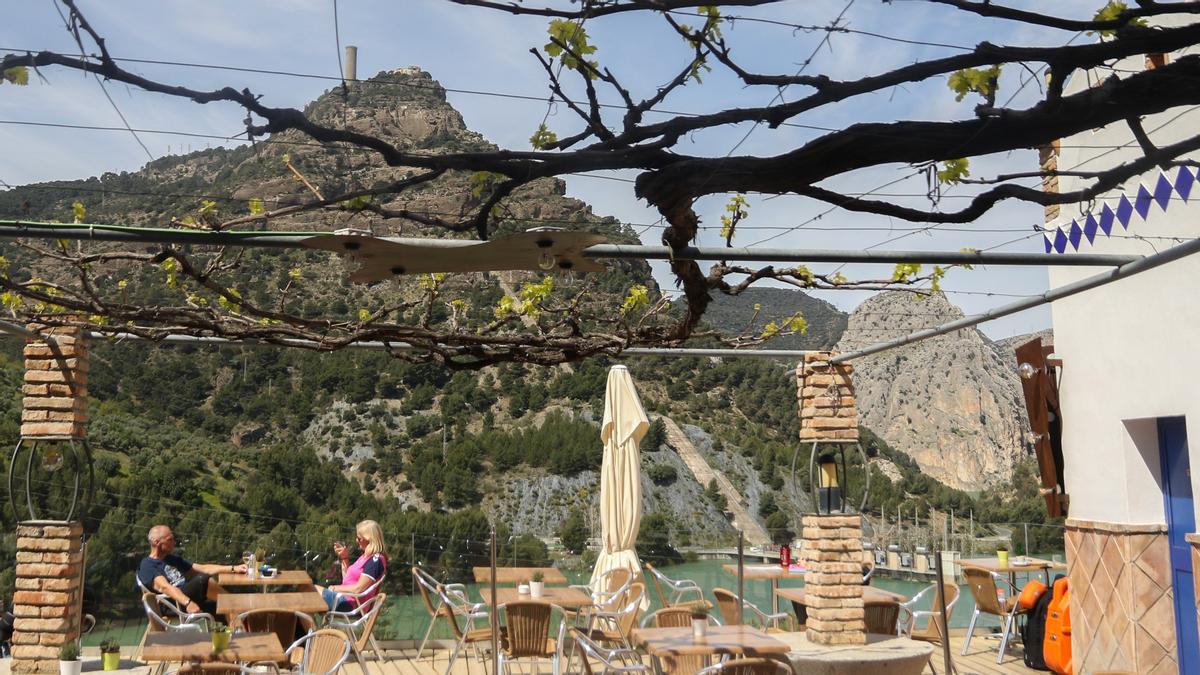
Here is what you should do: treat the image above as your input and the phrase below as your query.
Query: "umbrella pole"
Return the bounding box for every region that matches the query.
[737,530,744,626]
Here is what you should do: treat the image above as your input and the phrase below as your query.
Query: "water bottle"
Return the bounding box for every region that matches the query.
[248,552,257,580]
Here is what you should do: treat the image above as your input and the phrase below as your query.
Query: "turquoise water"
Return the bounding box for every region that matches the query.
[86,558,1044,645]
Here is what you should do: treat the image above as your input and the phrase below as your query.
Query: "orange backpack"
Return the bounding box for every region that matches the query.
[1044,577,1072,675]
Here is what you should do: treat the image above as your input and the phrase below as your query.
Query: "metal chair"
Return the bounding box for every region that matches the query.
[572,567,634,610]
[577,582,645,653]
[696,658,791,675]
[643,562,711,610]
[323,592,388,674]
[439,585,498,675]
[166,665,279,675]
[712,588,791,632]
[960,566,1029,663]
[498,601,568,675]
[413,566,469,661]
[642,607,712,675]
[233,609,315,669]
[137,592,214,660]
[282,628,353,675]
[571,628,650,675]
[900,581,960,644]
[328,573,386,615]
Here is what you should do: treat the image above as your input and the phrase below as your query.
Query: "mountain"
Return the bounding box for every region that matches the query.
[835,291,1031,491]
[704,288,847,349]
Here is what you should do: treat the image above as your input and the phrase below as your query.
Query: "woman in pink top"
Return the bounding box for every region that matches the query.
[316,520,387,612]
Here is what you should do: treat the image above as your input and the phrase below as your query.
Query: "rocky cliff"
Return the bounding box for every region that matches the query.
[835,291,1030,491]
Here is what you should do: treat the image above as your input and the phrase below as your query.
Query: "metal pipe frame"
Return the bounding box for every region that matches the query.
[0,220,1139,267]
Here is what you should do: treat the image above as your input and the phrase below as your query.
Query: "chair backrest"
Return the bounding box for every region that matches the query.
[616,583,646,637]
[573,628,645,675]
[503,601,553,658]
[961,566,1004,615]
[712,588,740,626]
[142,592,168,633]
[289,628,353,675]
[643,563,670,607]
[412,566,442,617]
[234,609,314,660]
[863,601,900,635]
[649,606,693,628]
[912,582,960,641]
[697,657,791,675]
[353,593,386,652]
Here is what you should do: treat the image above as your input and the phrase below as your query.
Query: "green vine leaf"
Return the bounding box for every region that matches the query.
[947,65,1001,103]
[1090,2,1148,37]
[937,158,970,185]
[71,201,86,224]
[248,198,265,215]
[892,262,922,282]
[217,287,241,313]
[530,124,558,150]
[544,20,599,75]
[621,285,650,315]
[1,66,29,86]
[469,171,505,199]
[160,258,180,289]
[340,195,371,211]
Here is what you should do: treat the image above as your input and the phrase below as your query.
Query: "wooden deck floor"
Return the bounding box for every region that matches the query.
[1,633,1034,675]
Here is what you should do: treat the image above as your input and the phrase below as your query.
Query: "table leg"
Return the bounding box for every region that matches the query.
[771,579,778,615]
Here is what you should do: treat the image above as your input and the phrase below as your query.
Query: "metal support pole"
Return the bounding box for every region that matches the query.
[737,531,744,626]
[1024,523,1030,556]
[932,550,957,675]
[490,527,498,675]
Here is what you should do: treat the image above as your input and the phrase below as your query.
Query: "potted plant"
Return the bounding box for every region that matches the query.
[691,608,708,639]
[58,642,81,675]
[529,571,545,599]
[100,638,121,671]
[996,543,1010,568]
[210,623,231,653]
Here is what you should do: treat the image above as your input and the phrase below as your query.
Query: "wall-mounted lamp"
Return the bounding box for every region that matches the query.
[535,238,556,271]
[1018,362,1037,380]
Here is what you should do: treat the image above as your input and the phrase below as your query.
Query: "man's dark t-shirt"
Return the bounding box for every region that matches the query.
[138,554,192,590]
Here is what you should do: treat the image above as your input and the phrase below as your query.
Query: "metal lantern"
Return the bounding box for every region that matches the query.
[7,436,94,522]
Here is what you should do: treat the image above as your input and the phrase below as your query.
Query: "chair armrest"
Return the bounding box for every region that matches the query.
[570,584,594,593]
[669,579,701,591]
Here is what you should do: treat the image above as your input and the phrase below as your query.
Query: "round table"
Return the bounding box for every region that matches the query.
[773,632,933,675]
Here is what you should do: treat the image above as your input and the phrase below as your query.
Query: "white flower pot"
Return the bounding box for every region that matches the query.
[692,618,707,639]
[60,660,82,675]
[530,581,544,598]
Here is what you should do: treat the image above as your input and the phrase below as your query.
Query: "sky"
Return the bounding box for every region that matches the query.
[1,0,1114,341]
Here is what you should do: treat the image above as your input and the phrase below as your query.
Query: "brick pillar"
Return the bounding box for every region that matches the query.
[22,324,88,438]
[801,515,865,645]
[11,522,85,673]
[796,351,857,442]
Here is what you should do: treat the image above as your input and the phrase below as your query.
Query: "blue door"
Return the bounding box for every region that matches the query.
[1159,416,1198,671]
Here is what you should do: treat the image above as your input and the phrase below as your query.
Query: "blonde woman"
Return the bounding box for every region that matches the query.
[316,520,387,611]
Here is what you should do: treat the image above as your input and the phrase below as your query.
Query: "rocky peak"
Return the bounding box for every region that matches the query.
[836,291,1030,491]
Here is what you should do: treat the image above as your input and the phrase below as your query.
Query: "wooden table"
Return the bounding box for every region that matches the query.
[776,586,907,631]
[480,586,594,611]
[472,566,567,584]
[142,631,284,663]
[722,564,807,613]
[632,625,790,674]
[216,590,328,621]
[217,570,313,587]
[958,556,1065,583]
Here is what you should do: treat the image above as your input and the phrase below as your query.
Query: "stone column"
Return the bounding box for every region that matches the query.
[796,351,857,443]
[801,515,866,645]
[11,522,85,673]
[21,324,88,438]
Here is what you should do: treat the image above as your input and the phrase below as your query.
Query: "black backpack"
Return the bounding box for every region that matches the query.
[1021,576,1060,670]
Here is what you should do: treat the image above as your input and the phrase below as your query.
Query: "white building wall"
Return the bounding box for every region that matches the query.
[1049,31,1200,525]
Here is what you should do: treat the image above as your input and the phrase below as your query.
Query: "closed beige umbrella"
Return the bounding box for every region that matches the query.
[590,365,650,591]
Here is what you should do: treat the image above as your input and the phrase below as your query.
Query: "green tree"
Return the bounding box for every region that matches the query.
[558,508,588,554]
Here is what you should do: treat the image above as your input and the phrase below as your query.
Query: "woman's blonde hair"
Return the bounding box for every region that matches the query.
[356,519,387,558]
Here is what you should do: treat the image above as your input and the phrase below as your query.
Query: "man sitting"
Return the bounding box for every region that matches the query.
[137,525,245,616]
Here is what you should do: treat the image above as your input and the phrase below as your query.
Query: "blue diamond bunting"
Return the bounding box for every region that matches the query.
[1116,196,1134,229]
[1053,228,1068,254]
[1068,221,1082,250]
[1154,173,1173,211]
[1134,184,1153,219]
[1099,204,1114,236]
[1176,165,1195,202]
[1084,214,1098,243]
[1044,235,1053,253]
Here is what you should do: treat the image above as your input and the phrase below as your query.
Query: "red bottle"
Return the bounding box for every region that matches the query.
[780,544,791,567]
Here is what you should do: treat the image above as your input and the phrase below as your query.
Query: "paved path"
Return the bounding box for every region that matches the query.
[660,416,772,546]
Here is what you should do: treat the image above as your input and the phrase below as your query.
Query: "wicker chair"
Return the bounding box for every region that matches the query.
[644,562,711,611]
[960,566,1029,663]
[572,567,634,610]
[282,628,353,675]
[643,607,711,675]
[712,588,791,632]
[863,600,901,636]
[578,582,646,652]
[233,609,315,669]
[440,586,498,675]
[137,592,214,661]
[324,592,388,674]
[498,601,568,675]
[696,658,791,675]
[166,665,278,675]
[413,566,469,660]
